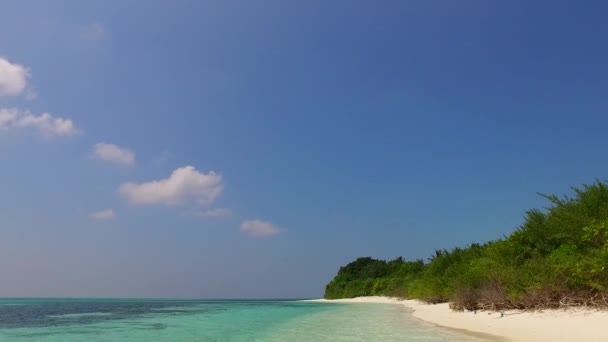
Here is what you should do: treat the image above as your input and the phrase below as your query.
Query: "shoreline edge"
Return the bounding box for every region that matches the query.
[302,296,608,342]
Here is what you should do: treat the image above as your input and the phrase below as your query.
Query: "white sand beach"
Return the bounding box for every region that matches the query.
[305,296,608,342]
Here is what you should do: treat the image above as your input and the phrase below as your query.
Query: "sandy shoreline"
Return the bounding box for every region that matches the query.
[304,296,608,342]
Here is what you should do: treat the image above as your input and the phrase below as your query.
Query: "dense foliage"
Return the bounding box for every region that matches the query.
[324,181,608,310]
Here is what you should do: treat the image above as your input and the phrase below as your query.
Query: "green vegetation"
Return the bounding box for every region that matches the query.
[324,181,608,310]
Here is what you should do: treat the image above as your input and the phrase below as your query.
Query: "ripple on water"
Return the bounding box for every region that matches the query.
[0,300,491,342]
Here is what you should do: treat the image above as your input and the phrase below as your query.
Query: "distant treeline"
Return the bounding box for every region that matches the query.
[324,181,608,310]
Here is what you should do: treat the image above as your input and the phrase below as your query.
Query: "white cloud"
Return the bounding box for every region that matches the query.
[90,209,115,220]
[0,57,30,97]
[119,166,223,206]
[92,143,136,167]
[191,208,233,218]
[240,220,283,237]
[0,108,79,137]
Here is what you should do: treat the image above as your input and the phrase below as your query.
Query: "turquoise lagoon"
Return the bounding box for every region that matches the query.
[0,299,487,341]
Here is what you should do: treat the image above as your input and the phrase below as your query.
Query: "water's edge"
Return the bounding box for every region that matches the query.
[0,298,488,341]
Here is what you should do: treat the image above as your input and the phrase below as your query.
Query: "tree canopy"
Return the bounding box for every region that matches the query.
[324,180,608,310]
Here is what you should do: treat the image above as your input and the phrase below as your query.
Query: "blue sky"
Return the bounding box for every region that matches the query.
[1,0,608,298]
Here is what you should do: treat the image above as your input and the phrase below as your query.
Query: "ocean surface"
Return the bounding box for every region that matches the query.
[0,299,486,341]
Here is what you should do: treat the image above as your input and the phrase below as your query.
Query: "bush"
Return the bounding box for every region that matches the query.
[323,180,608,310]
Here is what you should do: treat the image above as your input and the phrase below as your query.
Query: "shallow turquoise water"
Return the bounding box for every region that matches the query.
[0,299,485,341]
